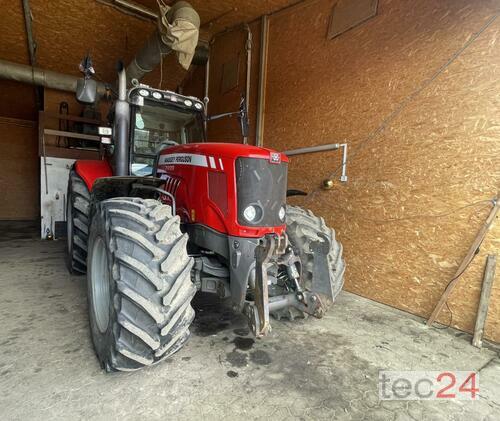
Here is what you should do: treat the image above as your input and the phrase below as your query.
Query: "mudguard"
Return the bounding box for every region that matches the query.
[74,160,113,191]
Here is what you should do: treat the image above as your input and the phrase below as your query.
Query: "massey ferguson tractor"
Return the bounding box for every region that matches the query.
[66,1,344,372]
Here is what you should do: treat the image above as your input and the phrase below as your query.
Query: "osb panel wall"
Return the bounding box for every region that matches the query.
[0,118,38,220]
[264,0,500,341]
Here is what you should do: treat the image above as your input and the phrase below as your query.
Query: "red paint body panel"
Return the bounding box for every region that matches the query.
[157,143,288,238]
[74,160,113,191]
[73,143,288,239]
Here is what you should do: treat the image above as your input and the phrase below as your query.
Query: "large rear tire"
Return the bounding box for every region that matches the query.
[66,170,90,274]
[87,197,196,372]
[275,205,345,320]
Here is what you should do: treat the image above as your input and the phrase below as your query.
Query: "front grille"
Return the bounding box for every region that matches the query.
[235,157,287,226]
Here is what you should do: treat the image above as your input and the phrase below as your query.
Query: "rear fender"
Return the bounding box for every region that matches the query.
[74,160,113,191]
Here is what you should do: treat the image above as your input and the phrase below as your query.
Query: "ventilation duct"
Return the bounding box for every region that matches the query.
[0,59,107,96]
[125,1,203,84]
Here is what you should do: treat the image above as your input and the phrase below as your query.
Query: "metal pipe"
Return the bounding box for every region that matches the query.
[284,143,340,156]
[115,0,158,19]
[340,143,348,182]
[114,66,130,176]
[96,0,157,20]
[284,143,348,182]
[243,23,252,145]
[203,55,210,134]
[255,15,269,147]
[22,0,36,67]
[22,0,41,109]
[126,30,172,84]
[268,294,299,312]
[0,59,107,96]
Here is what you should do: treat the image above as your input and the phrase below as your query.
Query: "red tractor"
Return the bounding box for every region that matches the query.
[66,4,344,373]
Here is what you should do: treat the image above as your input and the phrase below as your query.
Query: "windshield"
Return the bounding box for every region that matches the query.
[131,100,205,176]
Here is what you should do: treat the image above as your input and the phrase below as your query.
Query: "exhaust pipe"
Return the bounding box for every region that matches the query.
[114,64,130,176]
[125,1,202,84]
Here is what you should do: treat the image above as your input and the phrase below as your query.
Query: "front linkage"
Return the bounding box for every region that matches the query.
[244,233,330,337]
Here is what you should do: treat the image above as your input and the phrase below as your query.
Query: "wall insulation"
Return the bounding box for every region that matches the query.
[190,0,500,342]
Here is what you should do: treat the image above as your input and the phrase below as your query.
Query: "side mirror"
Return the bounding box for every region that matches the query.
[76,78,97,104]
[239,96,249,139]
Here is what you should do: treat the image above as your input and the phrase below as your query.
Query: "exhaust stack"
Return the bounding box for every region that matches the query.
[114,64,130,176]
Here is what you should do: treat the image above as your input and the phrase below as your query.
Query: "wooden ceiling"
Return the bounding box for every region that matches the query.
[1,0,300,81]
[134,0,301,32]
[0,0,299,119]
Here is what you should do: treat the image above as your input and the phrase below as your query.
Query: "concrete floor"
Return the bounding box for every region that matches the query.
[0,231,499,420]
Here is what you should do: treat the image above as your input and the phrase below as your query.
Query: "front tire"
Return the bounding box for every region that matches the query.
[274,205,345,320]
[87,197,196,372]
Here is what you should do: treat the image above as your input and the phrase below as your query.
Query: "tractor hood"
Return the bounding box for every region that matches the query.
[158,143,289,163]
[156,142,288,238]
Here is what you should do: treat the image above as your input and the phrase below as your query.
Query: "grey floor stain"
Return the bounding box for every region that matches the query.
[249,350,272,366]
[232,336,255,351]
[226,350,248,367]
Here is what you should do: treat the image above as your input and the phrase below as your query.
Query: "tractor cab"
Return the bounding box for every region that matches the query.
[127,87,206,176]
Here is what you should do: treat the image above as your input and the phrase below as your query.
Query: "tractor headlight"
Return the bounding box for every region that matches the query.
[243,205,257,222]
[243,204,263,223]
[279,206,286,222]
[184,99,193,107]
[138,89,149,97]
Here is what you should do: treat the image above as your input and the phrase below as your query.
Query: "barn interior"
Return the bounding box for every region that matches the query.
[0,0,499,419]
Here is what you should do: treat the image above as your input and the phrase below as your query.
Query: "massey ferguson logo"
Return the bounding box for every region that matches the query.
[270,152,281,164]
[162,155,192,164]
[158,153,208,167]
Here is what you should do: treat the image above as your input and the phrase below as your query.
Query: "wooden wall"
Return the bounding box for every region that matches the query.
[265,0,500,342]
[189,0,500,342]
[0,118,38,220]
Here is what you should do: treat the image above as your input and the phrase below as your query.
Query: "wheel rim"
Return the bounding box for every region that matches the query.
[90,237,110,333]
